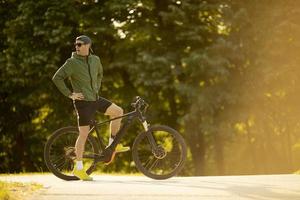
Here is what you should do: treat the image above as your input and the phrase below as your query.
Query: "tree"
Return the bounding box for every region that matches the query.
[1,0,80,172]
[221,0,300,174]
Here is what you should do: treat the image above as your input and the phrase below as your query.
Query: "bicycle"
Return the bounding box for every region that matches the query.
[44,96,187,180]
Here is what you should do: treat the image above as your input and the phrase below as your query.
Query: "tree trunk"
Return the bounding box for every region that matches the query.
[214,132,224,175]
[188,131,206,175]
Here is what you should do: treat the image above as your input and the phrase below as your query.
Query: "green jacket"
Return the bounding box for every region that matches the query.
[52,52,103,101]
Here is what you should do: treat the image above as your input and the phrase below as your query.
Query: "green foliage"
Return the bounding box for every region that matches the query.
[222,0,300,174]
[1,0,300,176]
[0,181,42,200]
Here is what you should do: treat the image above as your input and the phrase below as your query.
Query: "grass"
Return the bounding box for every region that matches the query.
[0,181,42,200]
[0,172,51,176]
[0,172,47,176]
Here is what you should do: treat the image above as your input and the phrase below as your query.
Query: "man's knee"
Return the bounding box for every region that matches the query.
[105,103,123,117]
[116,106,124,116]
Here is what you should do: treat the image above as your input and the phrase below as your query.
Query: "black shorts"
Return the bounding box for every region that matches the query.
[73,97,112,126]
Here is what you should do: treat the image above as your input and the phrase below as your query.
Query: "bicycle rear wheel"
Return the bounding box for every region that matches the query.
[44,126,99,180]
[132,125,187,180]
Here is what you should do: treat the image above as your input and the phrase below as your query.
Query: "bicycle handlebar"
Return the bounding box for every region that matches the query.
[131,96,149,117]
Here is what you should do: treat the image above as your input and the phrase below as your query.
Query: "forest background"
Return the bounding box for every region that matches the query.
[1,0,300,176]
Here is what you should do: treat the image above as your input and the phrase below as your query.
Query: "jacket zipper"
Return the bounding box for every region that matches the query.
[86,57,97,99]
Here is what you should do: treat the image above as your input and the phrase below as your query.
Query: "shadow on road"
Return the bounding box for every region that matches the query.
[76,177,300,199]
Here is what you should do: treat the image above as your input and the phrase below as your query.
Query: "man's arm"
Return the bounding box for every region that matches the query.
[52,60,73,98]
[97,57,103,91]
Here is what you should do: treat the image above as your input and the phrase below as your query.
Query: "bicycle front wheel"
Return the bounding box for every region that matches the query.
[132,125,187,180]
[44,126,99,181]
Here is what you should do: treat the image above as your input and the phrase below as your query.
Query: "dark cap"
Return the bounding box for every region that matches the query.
[76,35,92,44]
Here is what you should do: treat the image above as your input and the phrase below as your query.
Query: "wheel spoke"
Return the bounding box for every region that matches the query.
[57,160,66,171]
[55,158,67,170]
[144,156,154,169]
[148,158,159,171]
[51,155,65,165]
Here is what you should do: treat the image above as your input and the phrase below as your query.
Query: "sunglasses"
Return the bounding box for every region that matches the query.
[74,42,85,47]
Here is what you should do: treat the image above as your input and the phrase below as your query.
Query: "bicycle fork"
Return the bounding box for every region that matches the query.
[142,120,159,150]
[143,121,168,159]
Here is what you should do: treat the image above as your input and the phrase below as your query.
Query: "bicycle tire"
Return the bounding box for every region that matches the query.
[44,126,99,181]
[132,125,187,180]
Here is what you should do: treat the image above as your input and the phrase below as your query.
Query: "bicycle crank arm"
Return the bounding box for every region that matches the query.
[94,155,106,162]
[94,147,115,163]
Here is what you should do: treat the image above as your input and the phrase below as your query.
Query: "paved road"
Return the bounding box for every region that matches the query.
[0,174,300,200]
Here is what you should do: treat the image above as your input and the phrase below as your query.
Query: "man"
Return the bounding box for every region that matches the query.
[52,35,129,181]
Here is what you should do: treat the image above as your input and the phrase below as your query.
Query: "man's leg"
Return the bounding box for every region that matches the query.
[105,103,130,153]
[72,100,93,180]
[75,125,90,161]
[105,103,124,138]
[73,125,93,181]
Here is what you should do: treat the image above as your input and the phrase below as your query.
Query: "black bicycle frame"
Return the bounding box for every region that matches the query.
[89,110,138,162]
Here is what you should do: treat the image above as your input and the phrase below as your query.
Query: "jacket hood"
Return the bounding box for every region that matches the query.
[71,52,92,60]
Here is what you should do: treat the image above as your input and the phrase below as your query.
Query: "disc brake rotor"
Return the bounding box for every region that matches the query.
[152,146,167,159]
